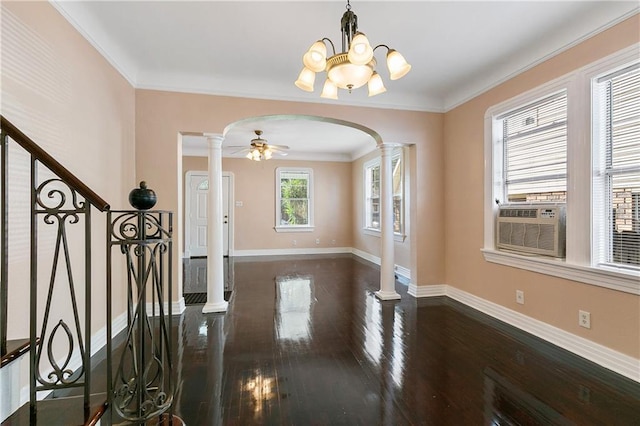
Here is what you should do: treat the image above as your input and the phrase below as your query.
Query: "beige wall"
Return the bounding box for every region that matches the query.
[443,15,640,358]
[182,155,353,252]
[1,2,135,341]
[136,91,444,294]
[223,158,352,250]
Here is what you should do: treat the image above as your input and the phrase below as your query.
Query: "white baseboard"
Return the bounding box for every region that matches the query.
[410,284,640,383]
[233,247,352,257]
[350,248,412,282]
[146,297,186,317]
[407,283,447,298]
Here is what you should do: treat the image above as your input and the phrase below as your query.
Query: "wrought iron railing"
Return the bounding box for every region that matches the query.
[1,116,179,425]
[106,209,177,424]
[0,115,109,423]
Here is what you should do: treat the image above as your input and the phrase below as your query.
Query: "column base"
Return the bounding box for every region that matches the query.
[375,290,401,301]
[202,301,228,313]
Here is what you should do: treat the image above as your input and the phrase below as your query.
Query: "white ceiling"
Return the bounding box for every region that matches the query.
[51,1,638,159]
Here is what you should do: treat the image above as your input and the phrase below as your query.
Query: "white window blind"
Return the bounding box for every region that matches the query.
[500,91,567,201]
[593,64,640,268]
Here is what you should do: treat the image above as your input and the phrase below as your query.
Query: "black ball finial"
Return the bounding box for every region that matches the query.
[129,181,157,210]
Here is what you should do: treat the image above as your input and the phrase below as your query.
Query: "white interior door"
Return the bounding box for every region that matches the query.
[188,173,209,257]
[186,172,231,257]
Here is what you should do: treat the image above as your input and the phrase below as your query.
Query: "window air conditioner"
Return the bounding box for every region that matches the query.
[496,204,566,258]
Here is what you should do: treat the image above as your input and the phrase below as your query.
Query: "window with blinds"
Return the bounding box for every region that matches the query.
[499,91,568,202]
[593,63,640,268]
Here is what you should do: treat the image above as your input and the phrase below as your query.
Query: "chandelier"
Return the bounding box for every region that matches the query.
[295,0,411,99]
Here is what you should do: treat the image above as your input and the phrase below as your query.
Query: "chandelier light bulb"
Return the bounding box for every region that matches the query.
[320,79,339,99]
[303,41,327,72]
[387,49,412,80]
[348,32,374,65]
[367,72,386,97]
[295,67,316,92]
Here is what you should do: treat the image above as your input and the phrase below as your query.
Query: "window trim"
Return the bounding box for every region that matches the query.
[275,167,314,233]
[483,44,640,295]
[362,149,406,241]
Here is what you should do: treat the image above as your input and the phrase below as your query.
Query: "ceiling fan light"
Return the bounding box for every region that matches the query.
[245,152,253,159]
[387,49,411,80]
[303,40,327,73]
[295,67,316,92]
[347,32,373,65]
[320,79,339,99]
[264,149,273,160]
[367,72,386,97]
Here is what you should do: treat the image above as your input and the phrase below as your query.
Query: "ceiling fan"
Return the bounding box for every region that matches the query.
[228,130,289,161]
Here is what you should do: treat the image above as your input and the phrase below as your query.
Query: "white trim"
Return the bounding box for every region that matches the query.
[407,283,447,298]
[275,167,314,230]
[274,226,315,233]
[484,45,640,296]
[447,286,640,383]
[408,284,640,383]
[146,297,187,317]
[394,264,411,282]
[443,6,640,111]
[363,227,407,242]
[482,249,640,295]
[351,248,411,282]
[234,247,351,257]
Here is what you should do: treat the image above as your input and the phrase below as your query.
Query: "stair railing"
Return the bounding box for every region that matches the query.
[0,115,109,423]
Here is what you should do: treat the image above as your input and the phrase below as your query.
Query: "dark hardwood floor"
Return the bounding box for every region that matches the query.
[173,254,640,425]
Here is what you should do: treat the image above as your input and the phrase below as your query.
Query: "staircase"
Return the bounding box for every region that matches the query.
[0,116,178,425]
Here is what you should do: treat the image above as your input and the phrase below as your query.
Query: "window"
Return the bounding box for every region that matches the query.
[496,91,567,203]
[593,64,640,268]
[483,45,639,294]
[364,150,404,235]
[275,167,313,232]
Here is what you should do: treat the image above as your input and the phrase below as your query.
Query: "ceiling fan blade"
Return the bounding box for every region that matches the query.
[230,148,249,155]
[268,144,289,150]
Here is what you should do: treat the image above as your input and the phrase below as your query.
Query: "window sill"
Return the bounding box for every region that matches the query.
[274,226,315,233]
[481,248,640,295]
[363,228,406,242]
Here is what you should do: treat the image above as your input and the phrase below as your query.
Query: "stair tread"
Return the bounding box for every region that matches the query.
[1,393,107,426]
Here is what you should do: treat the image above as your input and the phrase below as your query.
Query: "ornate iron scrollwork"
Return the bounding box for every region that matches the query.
[107,210,175,423]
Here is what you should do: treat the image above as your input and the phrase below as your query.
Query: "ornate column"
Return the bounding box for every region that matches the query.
[203,135,228,313]
[376,144,401,300]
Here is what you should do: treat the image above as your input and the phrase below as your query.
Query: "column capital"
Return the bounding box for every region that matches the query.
[378,142,403,154]
[205,134,224,148]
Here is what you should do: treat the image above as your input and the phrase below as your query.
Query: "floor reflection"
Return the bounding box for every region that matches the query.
[275,275,314,343]
[183,257,234,302]
[170,254,640,425]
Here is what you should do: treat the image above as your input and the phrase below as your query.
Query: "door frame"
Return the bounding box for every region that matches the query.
[185,170,234,257]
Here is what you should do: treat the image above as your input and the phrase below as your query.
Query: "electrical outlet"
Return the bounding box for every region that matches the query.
[331,239,336,245]
[579,310,591,329]
[516,290,524,305]
[292,240,297,246]
[315,238,320,245]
